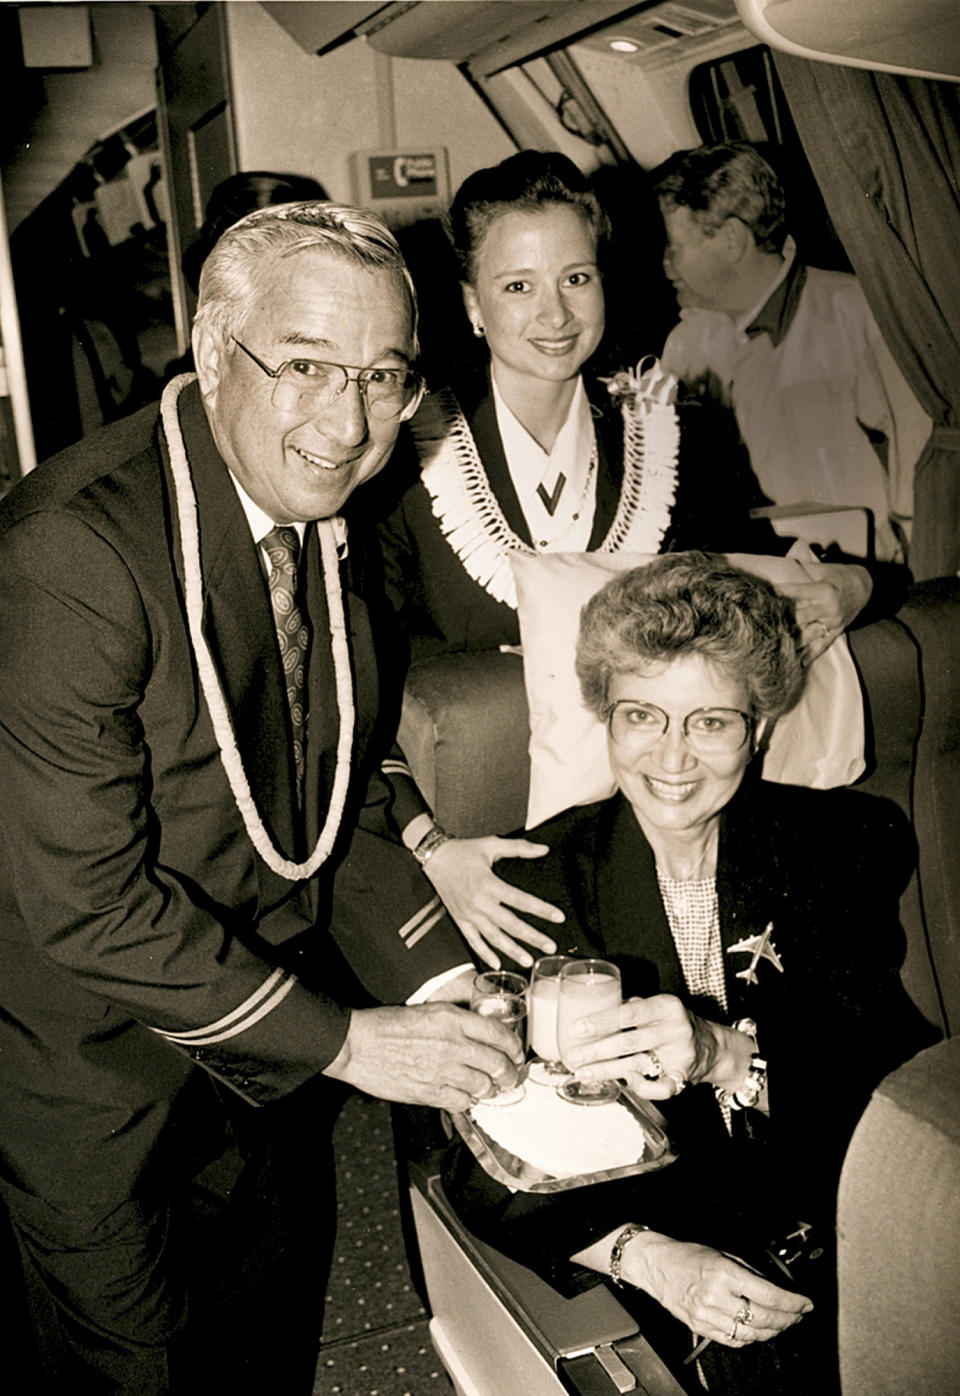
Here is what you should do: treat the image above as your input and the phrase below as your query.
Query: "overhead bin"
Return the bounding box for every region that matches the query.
[734,0,960,81]
[359,1,650,76]
[263,0,960,83]
[263,1,647,74]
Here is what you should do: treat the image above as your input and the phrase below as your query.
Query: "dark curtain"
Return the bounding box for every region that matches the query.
[773,54,960,581]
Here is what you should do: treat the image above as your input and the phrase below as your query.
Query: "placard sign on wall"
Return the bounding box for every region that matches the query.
[350,148,450,227]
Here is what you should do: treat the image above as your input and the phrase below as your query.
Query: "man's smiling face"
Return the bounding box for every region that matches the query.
[195,247,414,523]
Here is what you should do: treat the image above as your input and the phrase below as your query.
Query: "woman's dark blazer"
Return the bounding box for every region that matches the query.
[366,369,774,661]
[442,774,937,1298]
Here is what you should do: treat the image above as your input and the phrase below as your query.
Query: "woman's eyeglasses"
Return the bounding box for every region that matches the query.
[233,339,424,421]
[604,700,753,758]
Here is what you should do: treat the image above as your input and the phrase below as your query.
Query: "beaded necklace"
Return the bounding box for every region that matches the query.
[160,374,354,881]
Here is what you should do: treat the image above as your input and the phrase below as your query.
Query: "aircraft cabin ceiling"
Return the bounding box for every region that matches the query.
[262,0,960,82]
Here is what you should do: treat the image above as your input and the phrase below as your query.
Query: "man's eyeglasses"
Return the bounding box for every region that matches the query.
[233,339,425,421]
[603,700,754,758]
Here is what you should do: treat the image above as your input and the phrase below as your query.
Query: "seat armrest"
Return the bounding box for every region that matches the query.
[399,649,531,838]
[409,1169,687,1395]
[749,501,874,558]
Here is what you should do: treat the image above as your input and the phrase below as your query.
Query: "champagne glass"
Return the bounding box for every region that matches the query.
[470,970,528,1106]
[527,955,575,1084]
[556,959,622,1106]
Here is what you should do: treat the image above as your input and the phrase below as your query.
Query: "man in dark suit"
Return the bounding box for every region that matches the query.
[0,201,516,1394]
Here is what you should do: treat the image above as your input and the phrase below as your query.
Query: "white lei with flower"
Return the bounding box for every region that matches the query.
[161,374,354,881]
[413,361,680,609]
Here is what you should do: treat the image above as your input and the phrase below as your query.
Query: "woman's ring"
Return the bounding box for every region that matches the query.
[735,1299,753,1326]
[643,1050,664,1081]
[728,1319,739,1341]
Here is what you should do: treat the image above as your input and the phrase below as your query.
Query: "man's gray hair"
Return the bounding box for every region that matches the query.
[653,142,787,255]
[193,200,419,352]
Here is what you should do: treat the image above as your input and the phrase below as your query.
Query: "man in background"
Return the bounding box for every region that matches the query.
[655,141,929,564]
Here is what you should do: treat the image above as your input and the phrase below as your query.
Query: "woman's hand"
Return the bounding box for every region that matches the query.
[422,836,562,969]
[778,561,872,665]
[622,1233,813,1348]
[562,994,752,1100]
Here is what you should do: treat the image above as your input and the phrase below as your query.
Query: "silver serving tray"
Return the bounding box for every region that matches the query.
[450,1085,677,1194]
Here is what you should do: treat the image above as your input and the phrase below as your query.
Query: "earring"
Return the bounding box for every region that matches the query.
[472,323,485,338]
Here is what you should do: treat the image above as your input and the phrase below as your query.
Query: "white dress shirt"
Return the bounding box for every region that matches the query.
[662,239,930,560]
[492,372,597,551]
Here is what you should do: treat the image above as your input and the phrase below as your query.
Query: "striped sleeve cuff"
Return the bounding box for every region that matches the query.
[147,967,298,1047]
[398,896,446,951]
[381,757,413,780]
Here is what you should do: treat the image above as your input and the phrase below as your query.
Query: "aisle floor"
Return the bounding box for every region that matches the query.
[313,1091,456,1396]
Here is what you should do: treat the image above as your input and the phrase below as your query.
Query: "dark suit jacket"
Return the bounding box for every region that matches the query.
[365,368,775,662]
[0,380,467,1208]
[442,775,937,1297]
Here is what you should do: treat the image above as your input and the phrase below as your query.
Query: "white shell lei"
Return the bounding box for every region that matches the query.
[161,374,354,881]
[413,362,680,609]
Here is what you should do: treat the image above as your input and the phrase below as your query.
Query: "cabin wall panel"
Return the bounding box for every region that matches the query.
[392,57,515,197]
[224,3,513,206]
[571,47,695,168]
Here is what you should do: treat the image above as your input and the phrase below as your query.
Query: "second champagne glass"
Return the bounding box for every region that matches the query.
[527,955,575,1084]
[556,959,622,1106]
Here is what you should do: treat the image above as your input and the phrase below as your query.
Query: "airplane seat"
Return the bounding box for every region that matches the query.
[399,648,529,838]
[894,576,960,1036]
[836,1033,960,1395]
[834,577,960,1394]
[408,1164,687,1396]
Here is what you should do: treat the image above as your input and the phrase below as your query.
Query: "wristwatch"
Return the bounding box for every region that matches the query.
[714,1018,767,1110]
[412,823,451,867]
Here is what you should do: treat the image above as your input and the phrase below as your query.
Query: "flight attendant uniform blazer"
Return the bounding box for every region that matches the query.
[0,379,467,1208]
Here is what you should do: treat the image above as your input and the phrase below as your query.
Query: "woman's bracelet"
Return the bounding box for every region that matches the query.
[713,1017,767,1110]
[412,823,451,867]
[609,1222,649,1287]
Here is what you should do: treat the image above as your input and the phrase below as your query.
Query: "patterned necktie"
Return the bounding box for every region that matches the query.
[263,525,310,800]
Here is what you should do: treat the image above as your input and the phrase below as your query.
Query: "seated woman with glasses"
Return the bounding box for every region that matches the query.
[441,552,935,1395]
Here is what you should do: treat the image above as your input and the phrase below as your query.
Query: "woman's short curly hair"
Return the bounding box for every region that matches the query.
[575,552,804,723]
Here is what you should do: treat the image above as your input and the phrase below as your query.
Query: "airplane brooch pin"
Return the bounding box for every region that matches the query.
[726,921,783,985]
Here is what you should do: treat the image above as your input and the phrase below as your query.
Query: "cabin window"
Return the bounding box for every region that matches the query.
[690,45,785,146]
